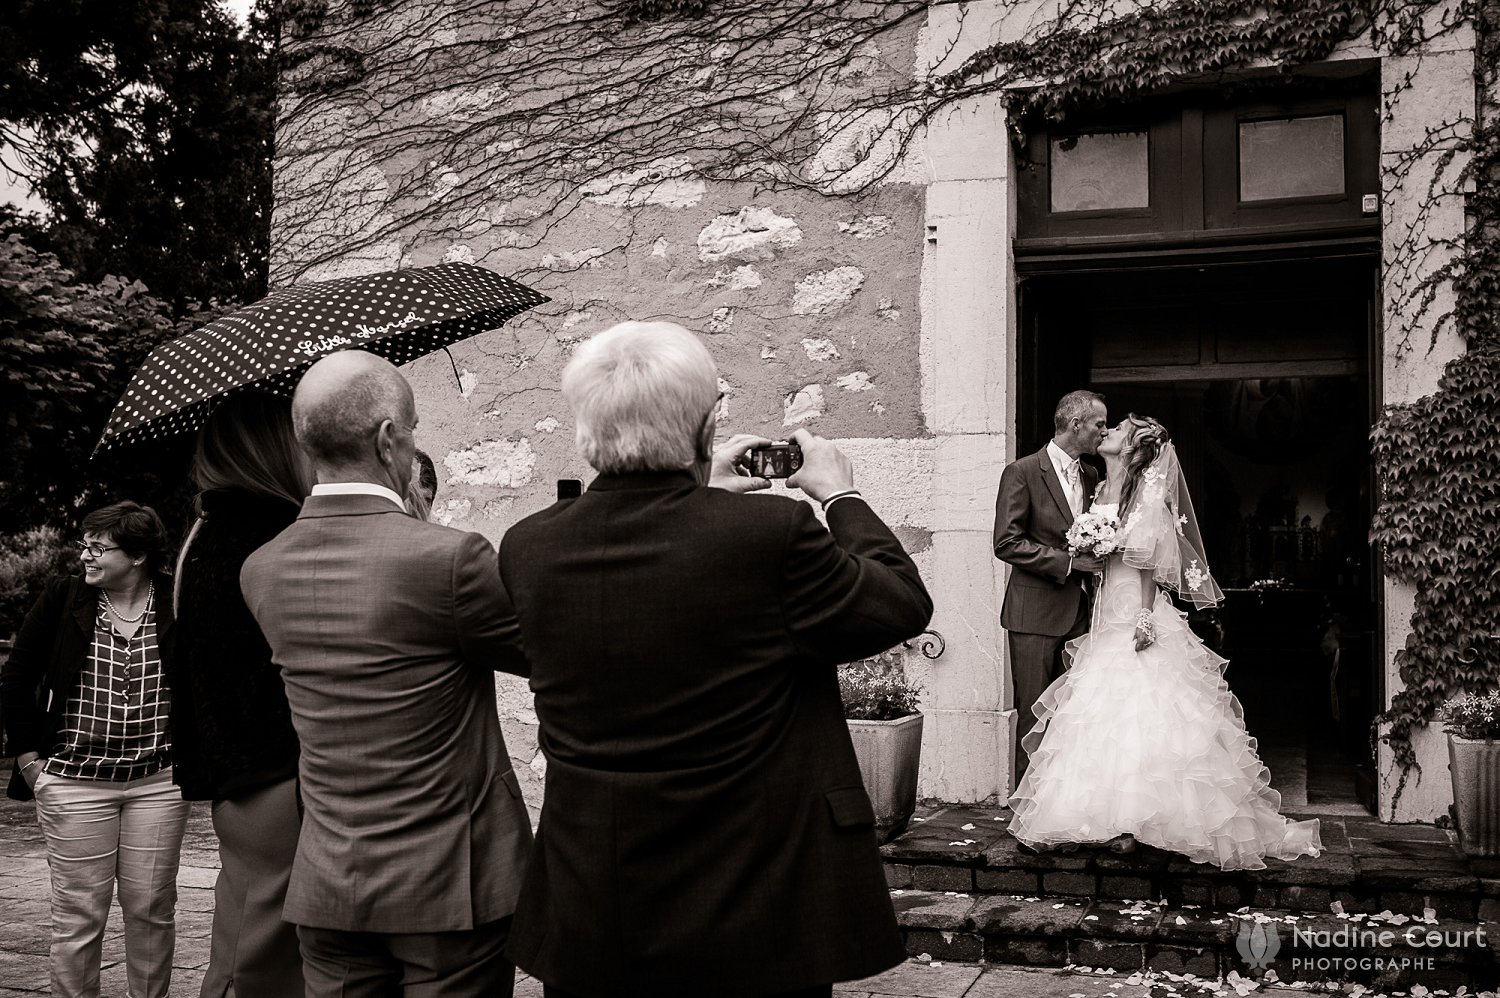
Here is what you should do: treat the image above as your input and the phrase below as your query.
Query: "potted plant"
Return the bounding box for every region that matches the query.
[840,654,923,843]
[1440,691,1500,857]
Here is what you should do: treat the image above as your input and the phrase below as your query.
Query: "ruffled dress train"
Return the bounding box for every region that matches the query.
[1007,537,1323,871]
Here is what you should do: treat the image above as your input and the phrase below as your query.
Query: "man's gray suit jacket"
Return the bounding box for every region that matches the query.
[241,492,532,934]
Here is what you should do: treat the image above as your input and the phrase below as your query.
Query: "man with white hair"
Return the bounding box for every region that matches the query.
[498,321,934,996]
[241,350,533,997]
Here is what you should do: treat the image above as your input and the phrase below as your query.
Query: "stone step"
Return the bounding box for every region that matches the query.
[889,888,1500,992]
[881,804,1500,922]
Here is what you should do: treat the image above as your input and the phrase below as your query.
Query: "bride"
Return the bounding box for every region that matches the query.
[1007,414,1323,870]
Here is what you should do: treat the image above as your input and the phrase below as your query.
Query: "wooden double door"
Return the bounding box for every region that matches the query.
[1018,256,1381,806]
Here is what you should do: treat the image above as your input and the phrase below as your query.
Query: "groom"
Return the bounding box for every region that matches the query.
[994,389,1108,784]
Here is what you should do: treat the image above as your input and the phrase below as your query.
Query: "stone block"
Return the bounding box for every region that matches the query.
[1278,886,1334,912]
[991,845,1090,871]
[884,863,913,889]
[1381,48,1479,154]
[1253,885,1280,908]
[844,959,983,997]
[1097,875,1154,901]
[1152,908,1237,947]
[912,865,974,893]
[1145,944,1220,978]
[970,896,1087,936]
[913,97,1011,184]
[1162,877,1216,907]
[1259,852,1358,887]
[926,434,1008,535]
[1478,896,1500,923]
[1424,892,1480,920]
[891,891,975,931]
[1041,872,1096,897]
[902,928,983,963]
[915,708,1010,804]
[884,807,992,864]
[1070,939,1143,971]
[1077,900,1164,941]
[0,919,47,957]
[919,179,1012,436]
[983,935,1069,967]
[1317,819,1353,853]
[1093,847,1169,872]
[1378,889,1440,915]
[974,868,1039,894]
[1214,879,1257,909]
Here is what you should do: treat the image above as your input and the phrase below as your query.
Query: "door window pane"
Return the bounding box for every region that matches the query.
[1239,115,1344,201]
[1049,131,1150,213]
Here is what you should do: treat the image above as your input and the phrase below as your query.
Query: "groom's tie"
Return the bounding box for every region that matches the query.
[1064,459,1083,516]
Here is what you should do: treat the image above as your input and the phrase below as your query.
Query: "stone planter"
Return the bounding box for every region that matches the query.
[1448,734,1500,857]
[847,712,923,843]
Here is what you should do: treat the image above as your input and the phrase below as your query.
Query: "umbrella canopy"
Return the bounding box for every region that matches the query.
[96,262,549,454]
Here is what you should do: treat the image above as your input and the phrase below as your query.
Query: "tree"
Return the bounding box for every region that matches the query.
[0,0,275,308]
[0,230,202,536]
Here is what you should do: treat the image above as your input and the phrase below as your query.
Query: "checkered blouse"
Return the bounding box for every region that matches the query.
[44,599,171,782]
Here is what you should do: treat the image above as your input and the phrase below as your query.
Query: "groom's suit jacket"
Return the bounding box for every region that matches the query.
[240,492,532,934]
[993,445,1099,637]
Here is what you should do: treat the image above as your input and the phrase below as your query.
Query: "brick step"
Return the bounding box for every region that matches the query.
[890,889,1500,991]
[882,804,1500,922]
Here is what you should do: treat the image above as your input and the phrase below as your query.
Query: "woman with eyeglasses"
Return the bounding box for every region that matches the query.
[169,391,313,998]
[1,500,192,998]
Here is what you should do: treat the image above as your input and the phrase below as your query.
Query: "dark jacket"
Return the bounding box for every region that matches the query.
[498,470,933,995]
[1,571,176,801]
[168,488,300,801]
[993,445,1100,637]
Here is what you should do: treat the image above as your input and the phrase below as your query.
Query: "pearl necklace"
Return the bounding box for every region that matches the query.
[103,582,154,624]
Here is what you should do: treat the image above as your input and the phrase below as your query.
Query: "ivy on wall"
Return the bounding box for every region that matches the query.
[1370,111,1500,810]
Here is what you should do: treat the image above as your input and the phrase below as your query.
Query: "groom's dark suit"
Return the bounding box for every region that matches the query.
[993,445,1099,781]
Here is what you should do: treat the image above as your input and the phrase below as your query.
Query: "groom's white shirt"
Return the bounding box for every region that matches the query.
[1046,440,1084,517]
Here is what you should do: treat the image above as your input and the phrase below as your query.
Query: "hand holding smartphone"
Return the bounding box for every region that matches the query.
[737,441,803,479]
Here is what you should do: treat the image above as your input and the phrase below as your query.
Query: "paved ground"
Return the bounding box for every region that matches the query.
[1,798,1491,997]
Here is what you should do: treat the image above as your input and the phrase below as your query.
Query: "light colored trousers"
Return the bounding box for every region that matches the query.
[33,767,192,998]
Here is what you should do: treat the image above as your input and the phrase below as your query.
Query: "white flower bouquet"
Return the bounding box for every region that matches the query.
[1065,509,1121,558]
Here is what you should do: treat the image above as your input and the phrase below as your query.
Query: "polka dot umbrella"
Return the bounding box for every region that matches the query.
[95,262,549,454]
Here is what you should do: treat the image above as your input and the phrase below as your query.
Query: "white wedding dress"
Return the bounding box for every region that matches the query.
[1007,501,1323,871]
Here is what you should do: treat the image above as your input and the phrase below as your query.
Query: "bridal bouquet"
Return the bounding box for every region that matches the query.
[1066,509,1121,558]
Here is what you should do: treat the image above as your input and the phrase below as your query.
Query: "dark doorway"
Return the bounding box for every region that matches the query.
[1018,256,1381,813]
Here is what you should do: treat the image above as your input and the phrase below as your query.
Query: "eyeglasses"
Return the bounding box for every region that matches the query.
[76,542,122,559]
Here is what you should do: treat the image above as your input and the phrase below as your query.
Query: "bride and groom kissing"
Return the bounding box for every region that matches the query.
[993,390,1323,871]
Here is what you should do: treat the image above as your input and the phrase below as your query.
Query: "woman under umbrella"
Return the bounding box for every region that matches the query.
[169,392,312,998]
[2,502,192,998]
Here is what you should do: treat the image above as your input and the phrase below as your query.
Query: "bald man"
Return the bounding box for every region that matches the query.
[241,350,532,997]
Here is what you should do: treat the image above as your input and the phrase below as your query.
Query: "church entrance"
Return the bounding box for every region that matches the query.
[1017,255,1381,813]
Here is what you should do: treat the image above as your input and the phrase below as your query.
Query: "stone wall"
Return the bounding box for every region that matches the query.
[271,0,1480,822]
[272,2,936,818]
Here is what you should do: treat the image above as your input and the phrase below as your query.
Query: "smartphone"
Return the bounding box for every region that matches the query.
[740,442,803,479]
